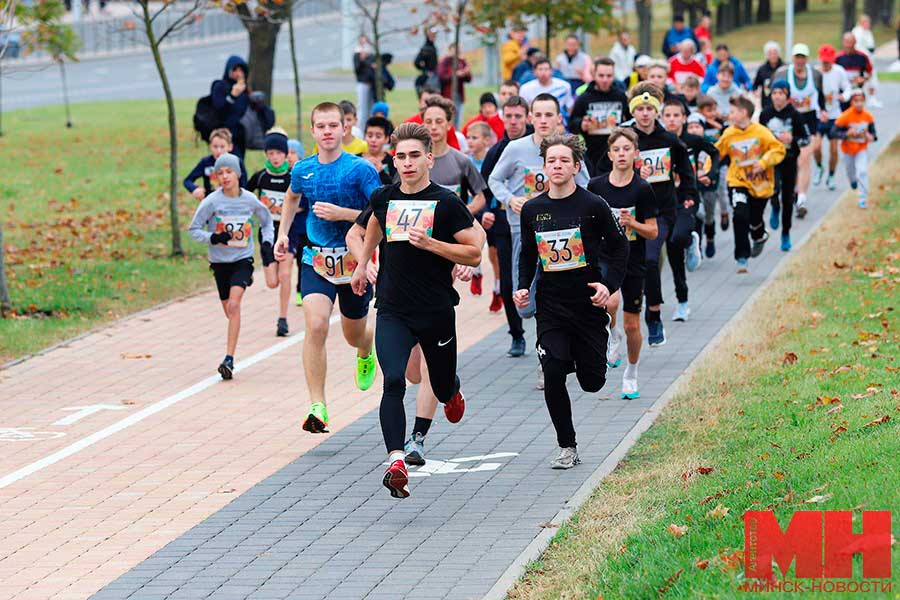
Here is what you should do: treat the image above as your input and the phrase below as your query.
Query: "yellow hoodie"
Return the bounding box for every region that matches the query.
[715,122,786,199]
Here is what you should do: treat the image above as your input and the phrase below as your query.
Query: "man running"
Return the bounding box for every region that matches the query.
[350,122,485,498]
[275,102,381,434]
[515,134,629,469]
[588,128,658,399]
[813,44,851,191]
[568,57,631,170]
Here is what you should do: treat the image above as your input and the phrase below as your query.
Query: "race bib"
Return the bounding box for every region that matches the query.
[310,246,357,285]
[523,166,548,199]
[618,207,638,241]
[731,138,761,167]
[386,200,437,242]
[535,227,586,272]
[205,166,220,190]
[214,214,252,248]
[792,95,812,113]
[587,102,622,135]
[259,189,285,219]
[635,148,671,183]
[695,151,713,177]
[436,182,462,197]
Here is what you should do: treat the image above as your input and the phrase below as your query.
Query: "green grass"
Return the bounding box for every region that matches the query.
[879,71,900,82]
[509,139,900,599]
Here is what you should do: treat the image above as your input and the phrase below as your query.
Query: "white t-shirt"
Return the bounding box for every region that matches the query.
[519,77,575,112]
[851,25,876,53]
[555,50,591,80]
[819,64,851,119]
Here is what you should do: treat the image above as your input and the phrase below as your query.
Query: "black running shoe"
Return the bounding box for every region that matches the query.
[277,317,289,337]
[218,356,234,380]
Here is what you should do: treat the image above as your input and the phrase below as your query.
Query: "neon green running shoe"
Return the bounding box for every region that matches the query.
[302,402,328,433]
[295,292,303,307]
[356,347,377,391]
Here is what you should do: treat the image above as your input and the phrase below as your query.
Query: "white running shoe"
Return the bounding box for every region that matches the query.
[813,163,824,186]
[536,371,545,390]
[686,231,702,272]
[672,302,690,322]
[622,376,640,399]
[606,329,622,368]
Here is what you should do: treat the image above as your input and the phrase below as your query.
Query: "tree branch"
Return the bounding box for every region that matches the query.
[156,0,208,44]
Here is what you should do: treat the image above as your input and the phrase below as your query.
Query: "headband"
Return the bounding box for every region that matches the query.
[629,92,662,114]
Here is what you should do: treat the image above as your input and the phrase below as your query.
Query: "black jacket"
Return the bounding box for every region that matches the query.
[680,131,720,191]
[568,82,630,171]
[759,103,811,158]
[210,55,250,152]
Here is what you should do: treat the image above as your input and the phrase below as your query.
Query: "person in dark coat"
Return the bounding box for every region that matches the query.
[414,28,439,95]
[211,55,250,158]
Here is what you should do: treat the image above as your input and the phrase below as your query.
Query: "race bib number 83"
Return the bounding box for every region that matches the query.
[535,227,586,271]
[386,200,437,242]
[214,216,252,248]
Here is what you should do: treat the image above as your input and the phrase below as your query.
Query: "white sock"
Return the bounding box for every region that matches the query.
[493,280,500,294]
[797,193,807,204]
[389,451,405,464]
[624,361,638,379]
[473,266,482,276]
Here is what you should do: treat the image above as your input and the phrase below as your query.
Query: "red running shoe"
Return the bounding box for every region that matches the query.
[489,292,503,312]
[444,390,466,423]
[382,459,410,498]
[470,273,483,296]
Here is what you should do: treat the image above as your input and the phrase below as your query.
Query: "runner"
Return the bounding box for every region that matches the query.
[515,133,629,468]
[188,153,274,379]
[247,132,293,336]
[588,128,658,399]
[287,139,308,307]
[349,122,485,498]
[832,88,877,209]
[360,116,396,185]
[466,121,497,297]
[274,102,382,434]
[685,113,723,257]
[597,82,697,342]
[489,93,590,380]
[518,59,575,123]
[568,57,631,170]
[813,44,851,191]
[759,80,811,251]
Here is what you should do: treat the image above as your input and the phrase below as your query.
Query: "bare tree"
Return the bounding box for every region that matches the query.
[132,0,210,257]
[0,0,13,314]
[287,0,302,139]
[352,0,420,102]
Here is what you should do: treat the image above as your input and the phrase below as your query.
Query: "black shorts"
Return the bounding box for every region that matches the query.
[620,273,645,314]
[485,210,510,248]
[288,221,308,256]
[257,226,277,267]
[799,112,819,137]
[818,118,837,139]
[210,258,254,301]
[536,305,609,371]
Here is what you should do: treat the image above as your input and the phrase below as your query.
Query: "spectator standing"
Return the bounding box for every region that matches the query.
[662,14,700,58]
[211,55,250,158]
[438,43,473,127]
[753,41,785,107]
[353,36,376,126]
[414,28,439,95]
[694,11,712,44]
[610,30,637,84]
[501,26,528,81]
[852,15,876,54]
[701,43,751,91]
[555,34,592,94]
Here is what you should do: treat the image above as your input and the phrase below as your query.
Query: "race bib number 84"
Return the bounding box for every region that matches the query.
[386,200,437,242]
[536,227,586,272]
[311,247,357,284]
[636,148,672,183]
[214,215,252,248]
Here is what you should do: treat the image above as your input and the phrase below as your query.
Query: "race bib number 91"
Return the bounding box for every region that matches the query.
[523,166,548,199]
[535,227,586,272]
[636,148,672,183]
[311,246,357,285]
[214,215,252,248]
[386,200,437,242]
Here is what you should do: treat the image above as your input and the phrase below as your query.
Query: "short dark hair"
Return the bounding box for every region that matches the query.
[534,57,552,70]
[338,100,357,117]
[682,75,700,89]
[607,127,638,148]
[531,92,560,114]
[716,43,730,52]
[392,122,433,153]
[502,95,530,115]
[593,56,615,69]
[479,92,498,107]
[418,84,441,99]
[500,79,520,90]
[717,61,735,75]
[697,94,718,110]
[422,95,456,123]
[365,116,394,137]
[540,133,586,165]
[311,101,344,125]
[729,95,755,116]
[673,13,685,22]
[663,97,687,116]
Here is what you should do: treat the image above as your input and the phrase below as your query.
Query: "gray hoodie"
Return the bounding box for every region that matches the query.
[189,188,274,263]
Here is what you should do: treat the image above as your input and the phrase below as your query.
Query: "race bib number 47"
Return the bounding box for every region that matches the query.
[386,200,437,242]
[311,246,357,285]
[523,166,548,199]
[214,215,252,248]
[535,227,586,272]
[636,148,672,183]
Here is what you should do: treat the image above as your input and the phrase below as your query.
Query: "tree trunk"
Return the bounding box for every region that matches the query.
[246,19,282,101]
[288,3,302,140]
[637,0,652,54]
[842,0,856,34]
[757,0,771,23]
[0,223,10,316]
[864,0,879,22]
[371,0,385,102]
[715,2,726,34]
[142,2,183,257]
[796,0,807,13]
[743,0,753,24]
[0,59,4,137]
[544,12,550,56]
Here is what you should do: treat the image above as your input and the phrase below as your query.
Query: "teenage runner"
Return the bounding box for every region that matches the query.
[349,122,485,498]
[568,57,631,170]
[588,128,658,398]
[813,44,851,191]
[274,102,382,434]
[516,134,629,468]
[685,113,723,258]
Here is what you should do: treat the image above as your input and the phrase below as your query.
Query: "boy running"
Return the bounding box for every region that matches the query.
[361,116,396,185]
[275,102,382,434]
[349,123,485,498]
[686,113,723,257]
[184,128,247,199]
[516,134,629,468]
[832,89,877,208]
[568,57,631,170]
[189,153,274,379]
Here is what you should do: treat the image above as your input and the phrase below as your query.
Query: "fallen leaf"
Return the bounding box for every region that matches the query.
[695,558,709,570]
[667,523,688,537]
[826,404,843,414]
[537,522,559,529]
[218,488,236,494]
[782,352,799,366]
[121,399,136,405]
[865,415,890,427]
[831,365,853,375]
[120,353,152,359]
[697,466,714,475]
[734,353,747,361]
[774,471,785,480]
[806,493,834,503]
[851,391,875,399]
[707,504,730,519]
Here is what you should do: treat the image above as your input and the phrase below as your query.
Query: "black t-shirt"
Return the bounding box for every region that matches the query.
[519,185,629,310]
[759,104,811,158]
[588,173,657,276]
[357,153,397,185]
[247,169,290,222]
[362,182,475,313]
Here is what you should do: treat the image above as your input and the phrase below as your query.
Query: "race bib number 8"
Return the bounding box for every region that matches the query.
[311,246,357,285]
[636,148,672,183]
[523,166,548,199]
[214,215,252,248]
[535,227,586,272]
[386,200,437,242]
[260,189,285,219]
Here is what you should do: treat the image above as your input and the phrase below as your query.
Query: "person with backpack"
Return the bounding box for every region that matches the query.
[414,28,439,96]
[240,91,276,152]
[211,56,251,158]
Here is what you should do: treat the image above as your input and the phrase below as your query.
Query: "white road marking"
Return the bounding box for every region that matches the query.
[0,314,341,490]
[0,428,66,442]
[53,404,128,426]
[385,452,519,478]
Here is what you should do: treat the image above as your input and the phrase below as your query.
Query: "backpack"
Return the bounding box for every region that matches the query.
[240,108,266,150]
[193,94,221,143]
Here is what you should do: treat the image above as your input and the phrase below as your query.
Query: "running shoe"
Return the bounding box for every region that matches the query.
[550,447,581,469]
[781,233,792,251]
[705,240,716,258]
[302,402,329,433]
[470,273,483,296]
[277,317,289,337]
[858,199,867,209]
[813,163,824,186]
[647,320,666,347]
[404,433,426,466]
[736,258,749,274]
[536,371,545,390]
[672,302,690,322]
[686,231,702,272]
[489,292,503,312]
[295,292,303,307]
[444,390,465,423]
[720,212,729,231]
[508,337,526,357]
[606,330,622,368]
[622,376,640,399]
[218,356,234,381]
[795,196,808,219]
[826,174,836,191]
[850,180,858,190]
[769,205,780,230]
[356,347,377,391]
[383,459,410,499]
[750,231,769,258]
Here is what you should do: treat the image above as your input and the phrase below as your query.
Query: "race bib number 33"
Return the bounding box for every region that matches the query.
[535,227,586,272]
[311,247,357,284]
[636,148,672,183]
[214,215,252,248]
[386,200,437,242]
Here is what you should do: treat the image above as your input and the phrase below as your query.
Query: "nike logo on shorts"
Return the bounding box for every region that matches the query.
[437,337,454,347]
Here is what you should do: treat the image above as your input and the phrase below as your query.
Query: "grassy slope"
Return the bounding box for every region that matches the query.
[509,139,900,599]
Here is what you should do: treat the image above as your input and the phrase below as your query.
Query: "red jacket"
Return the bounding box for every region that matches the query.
[462,113,505,141]
[405,112,461,150]
[437,56,472,102]
[668,55,706,87]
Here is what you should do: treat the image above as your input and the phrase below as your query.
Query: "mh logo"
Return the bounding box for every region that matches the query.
[744,511,892,579]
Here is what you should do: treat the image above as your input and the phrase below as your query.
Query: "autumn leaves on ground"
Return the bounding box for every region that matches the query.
[510,139,900,599]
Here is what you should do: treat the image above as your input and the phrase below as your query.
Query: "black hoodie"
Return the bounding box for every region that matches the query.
[679,130,720,192]
[211,55,250,153]
[597,120,697,216]
[568,82,630,170]
[759,102,811,159]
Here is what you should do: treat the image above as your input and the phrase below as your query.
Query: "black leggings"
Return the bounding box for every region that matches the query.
[772,158,797,235]
[542,358,606,448]
[493,217,525,340]
[646,207,693,308]
[376,308,460,452]
[729,187,769,260]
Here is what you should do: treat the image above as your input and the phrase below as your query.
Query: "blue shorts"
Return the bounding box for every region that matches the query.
[287,220,308,256]
[818,118,837,138]
[300,262,372,320]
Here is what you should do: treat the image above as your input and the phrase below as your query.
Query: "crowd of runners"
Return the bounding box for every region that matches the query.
[186,20,881,498]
